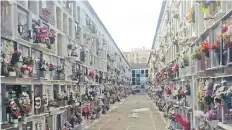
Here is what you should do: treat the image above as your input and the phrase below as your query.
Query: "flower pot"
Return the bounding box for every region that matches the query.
[204,51,209,57]
[13,119,18,128]
[23,70,30,78]
[9,71,16,77]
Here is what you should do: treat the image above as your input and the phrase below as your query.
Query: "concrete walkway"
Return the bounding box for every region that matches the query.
[86,94,167,130]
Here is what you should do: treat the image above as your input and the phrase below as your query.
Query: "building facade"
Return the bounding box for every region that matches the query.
[148,0,232,130]
[131,64,148,90]
[1,1,131,130]
[123,47,151,64]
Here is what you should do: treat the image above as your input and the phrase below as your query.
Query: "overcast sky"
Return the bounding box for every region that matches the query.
[89,0,162,52]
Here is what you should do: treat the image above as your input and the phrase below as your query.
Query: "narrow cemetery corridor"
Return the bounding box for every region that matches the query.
[86,95,167,130]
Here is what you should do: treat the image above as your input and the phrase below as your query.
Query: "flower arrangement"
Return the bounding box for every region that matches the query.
[48,99,57,107]
[201,41,210,57]
[10,50,22,65]
[174,114,190,130]
[32,24,56,49]
[192,48,201,61]
[197,89,205,103]
[203,108,217,121]
[43,95,48,106]
[182,55,189,66]
[187,7,195,24]
[49,63,55,71]
[22,56,34,66]
[57,65,64,73]
[42,8,51,15]
[222,21,232,48]
[34,96,42,109]
[8,100,21,119]
[224,35,232,48]
[7,51,22,77]
[19,92,31,117]
[68,90,76,105]
[211,38,220,53]
[89,71,95,78]
[165,88,171,95]
[5,91,21,125]
[172,64,179,72]
[21,65,32,75]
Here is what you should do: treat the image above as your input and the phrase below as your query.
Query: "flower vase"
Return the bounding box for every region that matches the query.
[9,71,16,77]
[13,119,18,128]
[23,70,30,78]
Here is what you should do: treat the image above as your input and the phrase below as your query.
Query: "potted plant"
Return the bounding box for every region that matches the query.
[8,65,16,77]
[11,51,22,65]
[49,63,55,71]
[211,39,220,54]
[223,34,232,48]
[182,55,189,66]
[8,51,22,76]
[201,41,210,57]
[57,65,64,73]
[187,7,195,24]
[172,64,179,72]
[19,92,31,123]
[8,100,21,128]
[21,65,32,78]
[49,29,56,44]
[34,96,41,110]
[192,48,201,61]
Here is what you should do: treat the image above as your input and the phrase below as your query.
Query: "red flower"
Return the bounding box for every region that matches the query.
[173,86,177,90]
[226,42,232,48]
[223,27,228,33]
[89,72,95,77]
[211,44,218,50]
[201,42,210,52]
[49,64,54,68]
[24,106,31,113]
[165,88,171,94]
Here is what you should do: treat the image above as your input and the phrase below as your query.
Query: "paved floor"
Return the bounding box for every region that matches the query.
[86,94,167,130]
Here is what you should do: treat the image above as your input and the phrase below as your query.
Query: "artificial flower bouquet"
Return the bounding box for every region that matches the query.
[192,48,201,61]
[211,38,220,53]
[49,63,55,71]
[21,65,32,78]
[34,96,42,109]
[182,55,190,66]
[172,64,179,72]
[10,50,22,65]
[201,41,210,57]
